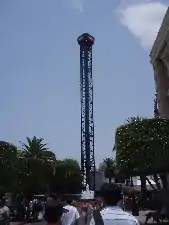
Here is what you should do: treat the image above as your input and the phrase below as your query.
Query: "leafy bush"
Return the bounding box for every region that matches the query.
[116,118,169,175]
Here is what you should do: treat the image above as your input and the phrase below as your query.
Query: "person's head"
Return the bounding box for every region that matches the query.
[94,201,97,207]
[0,199,4,208]
[0,187,5,199]
[44,200,68,225]
[65,197,73,205]
[50,193,58,201]
[101,183,122,206]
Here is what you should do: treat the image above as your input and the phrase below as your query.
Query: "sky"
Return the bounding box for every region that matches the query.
[0,0,168,165]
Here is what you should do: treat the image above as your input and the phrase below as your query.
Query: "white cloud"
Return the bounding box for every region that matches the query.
[117,0,168,49]
[71,0,83,13]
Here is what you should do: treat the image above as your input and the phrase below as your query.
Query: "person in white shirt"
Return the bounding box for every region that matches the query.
[90,183,140,225]
[61,198,80,225]
[0,198,10,225]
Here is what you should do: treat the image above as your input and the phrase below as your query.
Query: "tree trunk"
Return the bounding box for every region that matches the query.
[153,174,161,190]
[159,173,168,189]
[146,176,156,190]
[140,175,147,201]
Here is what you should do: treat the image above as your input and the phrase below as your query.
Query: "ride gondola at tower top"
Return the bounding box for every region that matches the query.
[77,33,95,46]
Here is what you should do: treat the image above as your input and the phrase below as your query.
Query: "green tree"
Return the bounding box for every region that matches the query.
[125,116,143,124]
[20,136,56,161]
[0,141,18,191]
[0,137,82,195]
[116,117,169,195]
[125,117,148,194]
[100,158,126,184]
[18,136,56,194]
[101,158,116,183]
[116,117,169,175]
[52,159,82,194]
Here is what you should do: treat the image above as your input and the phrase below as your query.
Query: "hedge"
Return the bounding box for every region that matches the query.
[116,118,169,175]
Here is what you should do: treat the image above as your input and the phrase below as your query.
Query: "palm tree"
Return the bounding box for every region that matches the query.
[125,116,144,124]
[102,158,116,183]
[19,137,56,194]
[20,136,56,161]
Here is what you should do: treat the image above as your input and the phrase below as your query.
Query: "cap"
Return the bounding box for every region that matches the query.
[44,200,68,222]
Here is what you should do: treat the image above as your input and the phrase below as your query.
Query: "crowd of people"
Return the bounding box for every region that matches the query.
[0,194,45,224]
[0,183,142,225]
[0,192,81,225]
[44,183,141,225]
[2,183,169,225]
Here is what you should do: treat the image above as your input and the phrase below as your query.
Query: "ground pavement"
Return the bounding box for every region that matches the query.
[9,210,154,225]
[80,210,152,225]
[135,210,151,224]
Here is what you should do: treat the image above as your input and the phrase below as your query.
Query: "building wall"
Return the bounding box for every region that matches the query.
[150,7,169,118]
[154,59,169,117]
[150,8,169,188]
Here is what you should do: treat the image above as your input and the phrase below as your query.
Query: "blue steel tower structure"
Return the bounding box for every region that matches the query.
[77,33,96,190]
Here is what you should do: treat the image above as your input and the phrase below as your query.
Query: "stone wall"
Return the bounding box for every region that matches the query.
[150,7,169,118]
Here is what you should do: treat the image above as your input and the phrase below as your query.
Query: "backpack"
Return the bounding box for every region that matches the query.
[93,208,104,225]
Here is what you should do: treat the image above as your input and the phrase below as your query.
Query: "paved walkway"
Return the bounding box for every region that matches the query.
[78,210,151,225]
[9,210,154,225]
[136,210,150,224]
[85,210,154,225]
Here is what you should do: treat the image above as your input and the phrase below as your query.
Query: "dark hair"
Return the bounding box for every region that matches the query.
[101,183,122,206]
[44,200,67,224]
[65,196,73,205]
[0,197,6,207]
[44,214,62,224]
[0,200,4,207]
[50,194,58,201]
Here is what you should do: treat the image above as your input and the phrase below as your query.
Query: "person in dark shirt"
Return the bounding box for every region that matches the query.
[132,195,139,216]
[44,200,68,225]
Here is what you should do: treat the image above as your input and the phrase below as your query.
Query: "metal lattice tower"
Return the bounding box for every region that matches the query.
[77,33,95,190]
[154,92,159,118]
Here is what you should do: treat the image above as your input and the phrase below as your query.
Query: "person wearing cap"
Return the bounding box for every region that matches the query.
[90,183,140,225]
[44,200,68,225]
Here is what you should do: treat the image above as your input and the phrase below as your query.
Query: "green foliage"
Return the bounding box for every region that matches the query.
[100,158,126,183]
[116,118,169,175]
[102,158,116,179]
[0,137,82,194]
[20,136,55,161]
[52,159,82,194]
[0,142,18,191]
